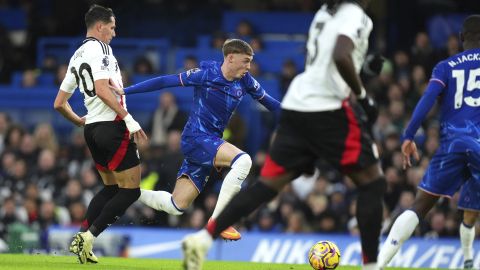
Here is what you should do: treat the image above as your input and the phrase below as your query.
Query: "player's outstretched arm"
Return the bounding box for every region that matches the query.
[121,74,184,95]
[54,90,85,127]
[257,92,281,112]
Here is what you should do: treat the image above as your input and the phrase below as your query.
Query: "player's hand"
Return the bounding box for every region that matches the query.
[76,116,86,127]
[357,95,378,127]
[133,129,148,146]
[363,53,385,76]
[401,139,420,170]
[109,80,125,95]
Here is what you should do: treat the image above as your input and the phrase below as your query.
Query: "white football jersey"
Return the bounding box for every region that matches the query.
[60,37,125,124]
[282,2,373,112]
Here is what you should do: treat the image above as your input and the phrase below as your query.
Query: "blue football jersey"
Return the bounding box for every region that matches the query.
[178,61,266,138]
[431,48,480,152]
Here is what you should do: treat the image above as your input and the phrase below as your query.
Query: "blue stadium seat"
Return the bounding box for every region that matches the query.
[254,50,305,74]
[174,48,223,71]
[0,9,27,30]
[263,40,305,51]
[427,14,467,49]
[222,11,314,35]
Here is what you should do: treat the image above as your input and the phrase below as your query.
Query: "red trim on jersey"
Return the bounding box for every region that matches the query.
[95,163,107,171]
[107,128,130,170]
[260,154,287,178]
[114,95,125,121]
[340,100,361,168]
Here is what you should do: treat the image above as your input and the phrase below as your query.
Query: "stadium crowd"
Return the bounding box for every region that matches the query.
[0,0,478,250]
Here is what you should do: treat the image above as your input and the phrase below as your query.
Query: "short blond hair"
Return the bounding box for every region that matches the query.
[222,39,254,57]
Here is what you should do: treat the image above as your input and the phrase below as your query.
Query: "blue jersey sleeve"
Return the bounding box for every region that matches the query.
[403,63,447,140]
[124,74,182,95]
[243,73,280,112]
[179,68,207,86]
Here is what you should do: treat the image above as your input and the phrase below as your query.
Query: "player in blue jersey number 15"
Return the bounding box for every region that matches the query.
[378,15,480,269]
[111,39,280,241]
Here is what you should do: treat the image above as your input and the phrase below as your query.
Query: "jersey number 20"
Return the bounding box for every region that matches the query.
[71,63,96,97]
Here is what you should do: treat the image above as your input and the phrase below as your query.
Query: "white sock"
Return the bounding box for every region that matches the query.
[139,189,183,215]
[362,262,379,270]
[378,210,419,267]
[211,153,252,219]
[460,222,475,261]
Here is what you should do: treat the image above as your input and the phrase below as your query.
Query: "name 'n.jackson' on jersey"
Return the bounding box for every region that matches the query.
[404,48,480,153]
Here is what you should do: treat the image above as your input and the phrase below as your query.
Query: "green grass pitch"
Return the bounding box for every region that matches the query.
[0,254,442,270]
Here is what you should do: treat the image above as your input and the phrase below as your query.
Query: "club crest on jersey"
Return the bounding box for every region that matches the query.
[186,68,200,77]
[101,56,109,70]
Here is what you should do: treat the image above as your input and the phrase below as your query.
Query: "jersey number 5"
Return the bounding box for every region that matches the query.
[452,68,480,109]
[71,63,96,97]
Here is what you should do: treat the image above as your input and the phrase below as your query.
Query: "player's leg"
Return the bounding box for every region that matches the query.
[139,173,198,215]
[348,163,385,270]
[377,189,439,267]
[378,152,467,267]
[458,178,480,269]
[329,100,385,270]
[209,142,252,240]
[72,121,141,263]
[461,210,477,269]
[182,170,294,270]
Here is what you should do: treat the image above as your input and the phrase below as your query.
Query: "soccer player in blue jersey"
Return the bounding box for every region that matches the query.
[378,15,480,269]
[113,39,280,241]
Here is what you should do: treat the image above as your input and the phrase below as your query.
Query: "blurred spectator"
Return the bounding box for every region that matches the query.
[133,56,154,75]
[251,207,282,232]
[211,31,227,49]
[249,36,263,52]
[279,59,298,96]
[182,55,199,71]
[4,124,25,152]
[41,55,57,73]
[33,123,59,153]
[285,210,310,233]
[18,133,38,168]
[393,50,410,80]
[21,69,38,88]
[0,196,27,238]
[187,208,206,229]
[0,112,11,154]
[234,20,255,41]
[411,32,435,73]
[148,92,187,147]
[437,34,460,60]
[54,64,68,86]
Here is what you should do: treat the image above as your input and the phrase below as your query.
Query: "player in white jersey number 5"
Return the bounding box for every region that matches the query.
[53,4,147,264]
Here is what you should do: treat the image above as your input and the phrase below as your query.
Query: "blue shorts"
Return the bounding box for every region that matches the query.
[418,151,479,197]
[177,134,225,192]
[459,178,480,211]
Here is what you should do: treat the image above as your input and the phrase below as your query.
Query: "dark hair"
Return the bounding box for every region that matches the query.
[84,4,115,29]
[222,39,254,57]
[462,15,480,42]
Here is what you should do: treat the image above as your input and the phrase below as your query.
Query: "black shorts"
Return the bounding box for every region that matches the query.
[84,121,140,172]
[261,100,378,178]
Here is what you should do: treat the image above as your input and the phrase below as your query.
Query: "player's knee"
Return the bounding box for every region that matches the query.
[232,153,252,177]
